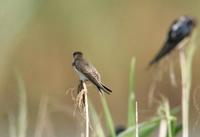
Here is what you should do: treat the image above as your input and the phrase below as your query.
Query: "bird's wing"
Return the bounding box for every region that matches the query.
[149,20,189,66]
[75,59,102,87]
[75,58,112,94]
[149,41,176,66]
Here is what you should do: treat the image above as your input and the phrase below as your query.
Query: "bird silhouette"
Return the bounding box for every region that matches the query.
[149,16,197,66]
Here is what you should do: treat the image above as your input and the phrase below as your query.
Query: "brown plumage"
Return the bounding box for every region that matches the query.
[72,51,112,94]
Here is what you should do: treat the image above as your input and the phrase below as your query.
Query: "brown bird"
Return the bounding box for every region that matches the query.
[72,51,112,94]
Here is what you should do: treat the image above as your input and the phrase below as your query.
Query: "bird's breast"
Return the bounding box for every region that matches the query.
[74,67,88,81]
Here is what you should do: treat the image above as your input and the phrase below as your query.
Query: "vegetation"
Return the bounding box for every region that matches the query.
[12,32,198,136]
[1,1,199,137]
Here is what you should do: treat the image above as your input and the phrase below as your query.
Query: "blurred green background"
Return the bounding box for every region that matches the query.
[0,0,200,136]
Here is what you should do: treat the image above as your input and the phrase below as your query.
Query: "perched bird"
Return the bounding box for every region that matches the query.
[72,51,112,94]
[149,16,197,66]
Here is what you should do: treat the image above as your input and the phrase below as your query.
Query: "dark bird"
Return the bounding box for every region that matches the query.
[72,51,112,94]
[115,126,126,135]
[149,15,197,66]
[108,126,126,137]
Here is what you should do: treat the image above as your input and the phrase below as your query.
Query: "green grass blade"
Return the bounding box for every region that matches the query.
[89,101,105,137]
[118,117,160,137]
[161,98,173,137]
[15,71,28,137]
[172,124,182,136]
[118,107,180,137]
[139,120,159,137]
[127,57,136,127]
[101,96,116,137]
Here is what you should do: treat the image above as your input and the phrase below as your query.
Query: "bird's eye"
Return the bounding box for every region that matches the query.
[187,20,193,26]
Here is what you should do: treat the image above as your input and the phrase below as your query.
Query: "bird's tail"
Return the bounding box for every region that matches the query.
[98,83,112,95]
[148,41,176,67]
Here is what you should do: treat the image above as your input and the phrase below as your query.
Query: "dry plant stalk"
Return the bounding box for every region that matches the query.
[34,96,48,137]
[179,31,197,137]
[34,95,56,137]
[179,51,189,137]
[158,119,168,137]
[76,81,89,137]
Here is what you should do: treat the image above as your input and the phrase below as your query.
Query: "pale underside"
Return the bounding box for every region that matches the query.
[74,67,89,81]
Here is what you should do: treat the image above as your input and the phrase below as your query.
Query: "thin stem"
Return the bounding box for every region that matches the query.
[128,58,136,127]
[158,119,167,137]
[15,71,28,137]
[180,51,189,137]
[135,101,139,137]
[166,102,173,137]
[179,31,197,137]
[83,82,89,137]
[34,95,48,137]
[100,95,116,137]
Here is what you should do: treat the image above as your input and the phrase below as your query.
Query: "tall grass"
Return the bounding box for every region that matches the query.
[88,57,181,137]
[100,95,116,137]
[127,58,136,128]
[34,95,49,137]
[8,29,198,137]
[14,71,28,137]
[180,31,198,137]
[89,102,105,137]
[83,83,89,137]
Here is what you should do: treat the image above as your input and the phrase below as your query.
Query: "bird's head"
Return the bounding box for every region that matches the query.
[191,17,198,27]
[73,51,83,59]
[184,16,198,28]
